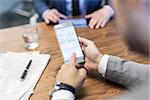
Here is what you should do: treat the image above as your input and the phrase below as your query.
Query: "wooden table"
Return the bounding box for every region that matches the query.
[0,21,149,100]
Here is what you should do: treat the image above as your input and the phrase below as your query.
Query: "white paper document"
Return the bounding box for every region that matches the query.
[0,52,51,100]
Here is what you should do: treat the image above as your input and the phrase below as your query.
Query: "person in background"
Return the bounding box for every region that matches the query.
[33,0,114,28]
[50,0,150,100]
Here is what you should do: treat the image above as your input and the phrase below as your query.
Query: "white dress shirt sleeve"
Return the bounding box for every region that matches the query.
[51,90,75,100]
[98,54,110,77]
[103,5,114,17]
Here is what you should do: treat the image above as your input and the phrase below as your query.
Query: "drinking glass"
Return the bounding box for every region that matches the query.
[22,25,39,50]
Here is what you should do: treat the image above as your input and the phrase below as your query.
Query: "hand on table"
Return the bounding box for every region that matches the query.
[56,53,87,89]
[78,37,103,71]
[42,9,68,24]
[85,7,113,29]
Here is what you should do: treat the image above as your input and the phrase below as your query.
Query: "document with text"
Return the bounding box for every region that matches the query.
[0,52,50,100]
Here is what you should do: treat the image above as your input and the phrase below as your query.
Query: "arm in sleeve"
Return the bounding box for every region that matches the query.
[98,54,110,77]
[32,0,49,16]
[105,56,149,89]
[99,0,114,17]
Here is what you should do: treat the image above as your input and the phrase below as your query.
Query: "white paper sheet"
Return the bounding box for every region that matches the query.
[0,52,50,100]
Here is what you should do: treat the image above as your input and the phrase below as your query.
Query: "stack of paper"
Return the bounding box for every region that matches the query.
[0,52,51,100]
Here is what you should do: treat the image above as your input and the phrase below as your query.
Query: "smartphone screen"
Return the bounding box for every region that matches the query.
[58,18,88,28]
[54,23,84,63]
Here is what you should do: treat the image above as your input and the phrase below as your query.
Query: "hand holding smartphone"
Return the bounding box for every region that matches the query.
[54,22,84,64]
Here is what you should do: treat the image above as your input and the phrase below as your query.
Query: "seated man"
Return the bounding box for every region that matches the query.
[50,0,149,100]
[33,0,114,28]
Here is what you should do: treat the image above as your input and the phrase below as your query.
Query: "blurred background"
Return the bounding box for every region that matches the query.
[0,0,34,29]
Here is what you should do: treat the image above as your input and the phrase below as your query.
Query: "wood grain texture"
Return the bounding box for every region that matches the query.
[0,20,149,100]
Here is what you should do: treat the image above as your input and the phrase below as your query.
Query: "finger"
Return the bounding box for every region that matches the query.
[78,68,87,79]
[80,41,87,50]
[44,18,50,24]
[89,18,99,29]
[76,63,83,69]
[50,15,59,23]
[48,16,57,23]
[85,14,92,18]
[52,14,60,21]
[76,63,80,68]
[69,52,76,66]
[53,9,59,15]
[78,37,93,45]
[101,20,107,28]
[59,13,68,19]
[95,19,103,29]
[79,42,86,53]
[60,64,66,69]
[84,57,90,65]
[81,44,86,51]
[81,46,87,55]
[82,67,88,75]
[54,10,68,19]
[84,62,91,71]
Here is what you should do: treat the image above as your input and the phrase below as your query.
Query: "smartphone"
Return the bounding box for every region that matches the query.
[58,18,88,28]
[54,22,84,64]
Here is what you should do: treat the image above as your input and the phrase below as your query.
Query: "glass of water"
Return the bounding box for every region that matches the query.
[22,25,39,50]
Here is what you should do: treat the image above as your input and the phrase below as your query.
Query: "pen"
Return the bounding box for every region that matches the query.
[20,60,32,82]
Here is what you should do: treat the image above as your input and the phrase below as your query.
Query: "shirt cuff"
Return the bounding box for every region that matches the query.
[103,5,114,17]
[98,54,110,77]
[51,90,75,100]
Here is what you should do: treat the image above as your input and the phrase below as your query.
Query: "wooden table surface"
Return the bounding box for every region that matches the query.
[0,20,149,100]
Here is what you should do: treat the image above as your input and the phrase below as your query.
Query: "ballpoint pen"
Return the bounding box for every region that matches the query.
[20,60,32,82]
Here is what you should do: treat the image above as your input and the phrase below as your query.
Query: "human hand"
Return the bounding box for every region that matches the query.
[42,9,68,24]
[78,37,103,71]
[85,7,113,29]
[56,53,87,89]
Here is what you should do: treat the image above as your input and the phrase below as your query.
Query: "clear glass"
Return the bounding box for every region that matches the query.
[22,25,39,50]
